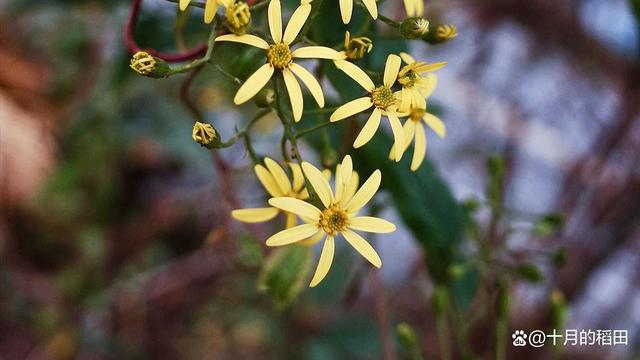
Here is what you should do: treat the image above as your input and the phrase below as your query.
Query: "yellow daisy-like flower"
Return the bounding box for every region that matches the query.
[216,0,342,122]
[232,157,310,226]
[339,0,378,24]
[265,156,396,287]
[403,0,424,17]
[179,0,218,24]
[397,52,447,112]
[390,106,446,171]
[331,54,406,161]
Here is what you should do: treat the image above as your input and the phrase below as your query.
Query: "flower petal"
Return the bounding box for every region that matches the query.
[361,0,378,19]
[268,0,283,43]
[387,111,405,161]
[348,216,396,233]
[330,97,373,122]
[402,0,414,17]
[342,229,381,268]
[289,63,324,107]
[255,163,283,197]
[268,197,321,219]
[399,52,416,65]
[179,0,191,10]
[423,112,446,138]
[309,236,334,287]
[292,46,343,59]
[346,169,381,213]
[266,223,320,246]
[415,61,448,73]
[383,54,402,87]
[215,34,270,49]
[282,68,304,122]
[264,157,292,194]
[288,162,305,192]
[333,60,375,92]
[231,207,280,223]
[339,155,353,190]
[298,230,325,246]
[301,162,334,208]
[283,3,311,44]
[388,119,415,160]
[204,0,217,23]
[339,0,353,24]
[234,64,274,104]
[411,122,427,171]
[286,212,297,228]
[418,73,437,98]
[353,107,381,148]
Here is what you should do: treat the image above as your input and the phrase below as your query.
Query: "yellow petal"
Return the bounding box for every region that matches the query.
[286,212,297,228]
[353,108,381,148]
[282,68,304,122]
[401,0,414,17]
[346,169,381,213]
[418,73,437,98]
[231,207,280,223]
[292,46,343,59]
[342,229,381,268]
[330,97,372,122]
[402,118,416,152]
[399,52,416,65]
[387,111,405,161]
[411,89,426,110]
[268,0,283,43]
[414,61,447,73]
[423,112,446,138]
[301,162,334,208]
[348,216,396,233]
[339,155,353,190]
[298,230,325,246]
[289,63,324,107]
[361,0,378,19]
[309,236,334,287]
[288,162,305,192]
[268,197,321,219]
[204,0,217,23]
[416,0,424,17]
[255,163,283,197]
[264,157,292,194]
[234,64,274,104]
[266,223,320,246]
[215,34,270,49]
[383,54,402,87]
[339,0,353,24]
[339,171,359,206]
[283,4,311,44]
[179,0,191,11]
[333,60,375,92]
[411,123,426,171]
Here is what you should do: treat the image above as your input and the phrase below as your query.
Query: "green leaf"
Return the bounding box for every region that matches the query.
[515,263,543,283]
[486,154,505,207]
[258,245,313,309]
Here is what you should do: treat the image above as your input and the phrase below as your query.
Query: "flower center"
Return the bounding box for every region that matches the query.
[225,2,251,34]
[319,205,348,236]
[409,108,426,122]
[371,86,396,110]
[267,43,292,70]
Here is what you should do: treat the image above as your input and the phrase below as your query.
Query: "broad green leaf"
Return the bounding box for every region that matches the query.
[258,245,313,309]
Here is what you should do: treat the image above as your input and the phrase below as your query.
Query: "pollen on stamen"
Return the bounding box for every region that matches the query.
[266,43,293,70]
[371,86,396,110]
[319,205,348,236]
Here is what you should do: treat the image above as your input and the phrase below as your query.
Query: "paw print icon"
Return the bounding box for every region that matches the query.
[512,330,527,346]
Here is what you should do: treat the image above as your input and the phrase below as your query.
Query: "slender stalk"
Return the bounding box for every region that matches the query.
[377,14,401,28]
[218,109,271,148]
[435,310,451,360]
[295,120,333,138]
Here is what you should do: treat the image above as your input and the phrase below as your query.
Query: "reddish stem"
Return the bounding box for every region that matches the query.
[125,0,207,63]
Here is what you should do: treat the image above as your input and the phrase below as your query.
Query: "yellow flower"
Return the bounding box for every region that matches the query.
[265,156,396,287]
[232,157,310,226]
[390,106,446,171]
[339,0,378,24]
[179,0,218,24]
[402,0,423,17]
[331,54,406,161]
[215,0,342,122]
[343,31,373,61]
[397,52,447,112]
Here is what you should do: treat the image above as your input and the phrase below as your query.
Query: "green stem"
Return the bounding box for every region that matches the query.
[217,109,271,148]
[377,14,401,28]
[170,26,218,74]
[295,120,333,138]
[435,310,451,360]
[214,63,244,85]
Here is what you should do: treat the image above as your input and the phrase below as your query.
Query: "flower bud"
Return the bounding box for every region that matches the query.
[400,17,429,40]
[424,24,458,44]
[225,1,251,35]
[343,31,373,61]
[129,51,171,78]
[192,121,218,147]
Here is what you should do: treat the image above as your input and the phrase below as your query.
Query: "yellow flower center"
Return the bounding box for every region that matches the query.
[225,2,251,34]
[130,51,156,75]
[371,86,396,110]
[319,204,348,236]
[267,43,292,70]
[409,108,426,122]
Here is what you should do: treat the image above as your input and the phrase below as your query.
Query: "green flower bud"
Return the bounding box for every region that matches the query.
[400,17,429,40]
[192,121,218,148]
[129,51,171,78]
[424,24,458,44]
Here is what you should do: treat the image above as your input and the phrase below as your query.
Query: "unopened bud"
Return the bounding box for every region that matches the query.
[225,1,251,35]
[343,31,373,61]
[192,121,218,147]
[130,51,171,78]
[424,24,458,44]
[400,17,429,40]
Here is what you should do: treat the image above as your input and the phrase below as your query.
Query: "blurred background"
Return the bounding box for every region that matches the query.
[1,0,640,359]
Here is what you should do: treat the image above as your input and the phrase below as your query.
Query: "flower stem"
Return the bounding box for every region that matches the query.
[295,120,333,138]
[377,14,401,28]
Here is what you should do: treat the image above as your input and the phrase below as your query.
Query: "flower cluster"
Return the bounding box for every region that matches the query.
[134,0,456,287]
